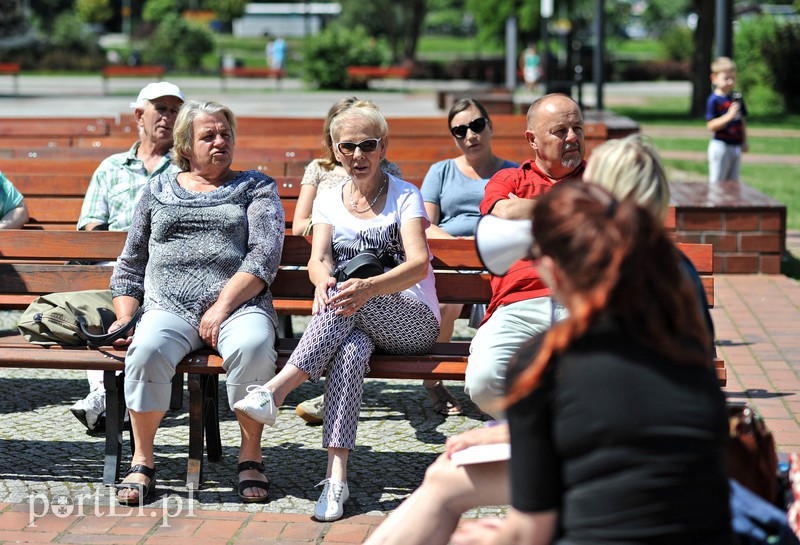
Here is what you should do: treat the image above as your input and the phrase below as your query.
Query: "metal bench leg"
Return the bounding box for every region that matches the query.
[103,370,124,485]
[170,373,184,410]
[204,375,222,462]
[276,315,294,338]
[185,373,222,489]
[186,373,204,489]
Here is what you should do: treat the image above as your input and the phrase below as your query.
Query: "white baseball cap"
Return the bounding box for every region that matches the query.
[130,81,185,108]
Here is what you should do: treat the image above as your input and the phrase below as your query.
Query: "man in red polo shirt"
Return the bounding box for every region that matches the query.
[466,93,586,418]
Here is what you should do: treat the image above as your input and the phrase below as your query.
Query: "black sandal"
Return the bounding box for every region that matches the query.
[115,464,156,505]
[238,460,270,503]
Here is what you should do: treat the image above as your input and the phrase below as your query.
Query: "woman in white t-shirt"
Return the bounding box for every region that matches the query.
[291,96,401,236]
[235,100,441,522]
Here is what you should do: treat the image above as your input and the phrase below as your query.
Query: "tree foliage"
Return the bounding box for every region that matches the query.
[142,0,185,23]
[204,0,247,26]
[338,0,427,61]
[465,0,539,44]
[142,14,214,70]
[75,0,112,25]
[735,17,800,114]
[0,0,28,37]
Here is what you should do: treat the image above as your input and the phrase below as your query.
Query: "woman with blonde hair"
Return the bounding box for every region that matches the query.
[236,100,440,522]
[583,133,670,220]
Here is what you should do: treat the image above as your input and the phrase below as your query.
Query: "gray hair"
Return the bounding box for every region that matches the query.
[172,100,237,171]
[329,100,388,144]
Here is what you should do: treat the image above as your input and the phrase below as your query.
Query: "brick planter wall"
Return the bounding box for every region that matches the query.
[671,182,787,274]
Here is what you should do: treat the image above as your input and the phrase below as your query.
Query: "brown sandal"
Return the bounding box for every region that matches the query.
[424,381,463,416]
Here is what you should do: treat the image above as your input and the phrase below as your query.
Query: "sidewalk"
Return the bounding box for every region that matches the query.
[2,274,800,543]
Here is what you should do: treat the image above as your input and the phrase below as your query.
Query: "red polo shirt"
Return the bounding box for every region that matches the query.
[479,159,585,323]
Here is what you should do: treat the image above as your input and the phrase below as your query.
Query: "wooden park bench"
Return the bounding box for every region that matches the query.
[102,65,166,95]
[347,66,411,86]
[0,63,21,95]
[221,67,286,90]
[0,228,722,490]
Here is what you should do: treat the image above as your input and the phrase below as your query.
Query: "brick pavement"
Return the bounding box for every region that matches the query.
[1,77,799,541]
[2,273,800,543]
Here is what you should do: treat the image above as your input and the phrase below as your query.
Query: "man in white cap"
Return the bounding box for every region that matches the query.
[70,82,185,431]
[77,81,185,232]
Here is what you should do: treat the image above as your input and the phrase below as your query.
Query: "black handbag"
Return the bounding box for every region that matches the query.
[333,248,394,282]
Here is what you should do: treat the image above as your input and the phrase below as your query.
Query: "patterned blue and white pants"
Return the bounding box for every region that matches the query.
[288,288,440,449]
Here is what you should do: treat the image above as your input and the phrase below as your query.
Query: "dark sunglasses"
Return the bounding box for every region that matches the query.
[450,117,488,139]
[335,138,382,155]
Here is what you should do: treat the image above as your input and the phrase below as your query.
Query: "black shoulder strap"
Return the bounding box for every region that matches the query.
[77,307,144,347]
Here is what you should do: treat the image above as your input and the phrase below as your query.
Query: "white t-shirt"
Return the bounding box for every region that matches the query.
[312,174,441,323]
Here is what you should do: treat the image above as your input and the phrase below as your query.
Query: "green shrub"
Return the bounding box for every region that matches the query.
[735,17,800,114]
[301,24,391,89]
[659,26,693,62]
[39,12,105,70]
[142,14,214,71]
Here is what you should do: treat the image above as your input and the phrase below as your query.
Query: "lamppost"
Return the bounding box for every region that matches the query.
[122,0,131,39]
[541,0,553,86]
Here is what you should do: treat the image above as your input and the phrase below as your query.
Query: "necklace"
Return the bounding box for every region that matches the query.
[349,174,387,214]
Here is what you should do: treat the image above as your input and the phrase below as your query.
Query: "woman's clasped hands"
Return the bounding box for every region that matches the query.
[313,276,375,316]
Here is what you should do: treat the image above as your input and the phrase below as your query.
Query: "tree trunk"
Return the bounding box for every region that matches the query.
[402,0,427,61]
[690,0,715,117]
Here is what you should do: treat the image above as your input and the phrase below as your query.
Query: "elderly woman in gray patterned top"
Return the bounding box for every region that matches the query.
[108,100,284,506]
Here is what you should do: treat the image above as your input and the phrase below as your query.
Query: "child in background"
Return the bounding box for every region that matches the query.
[706,56,747,183]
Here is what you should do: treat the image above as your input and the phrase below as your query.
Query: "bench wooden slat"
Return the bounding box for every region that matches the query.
[0,118,110,137]
[25,197,84,224]
[102,65,165,77]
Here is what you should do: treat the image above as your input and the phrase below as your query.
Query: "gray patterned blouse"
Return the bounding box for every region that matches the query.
[110,170,285,331]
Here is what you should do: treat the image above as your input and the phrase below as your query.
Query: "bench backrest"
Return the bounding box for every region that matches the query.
[0,231,712,309]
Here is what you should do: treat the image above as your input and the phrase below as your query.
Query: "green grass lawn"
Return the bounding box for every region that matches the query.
[651,136,800,156]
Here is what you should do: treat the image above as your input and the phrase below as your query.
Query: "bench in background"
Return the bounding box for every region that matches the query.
[347,66,411,86]
[102,65,165,95]
[0,63,21,95]
[221,67,286,90]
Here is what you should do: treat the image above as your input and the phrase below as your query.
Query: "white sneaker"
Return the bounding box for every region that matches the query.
[296,394,324,425]
[313,479,349,522]
[69,390,106,432]
[234,386,278,426]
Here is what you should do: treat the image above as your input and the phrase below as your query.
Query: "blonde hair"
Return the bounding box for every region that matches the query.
[172,100,237,171]
[711,56,736,74]
[584,134,670,221]
[320,96,359,170]
[329,100,388,145]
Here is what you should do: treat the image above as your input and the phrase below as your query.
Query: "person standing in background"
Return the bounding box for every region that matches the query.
[706,56,747,183]
[519,43,541,91]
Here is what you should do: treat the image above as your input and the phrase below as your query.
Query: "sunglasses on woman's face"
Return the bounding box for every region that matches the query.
[335,138,382,155]
[450,117,488,139]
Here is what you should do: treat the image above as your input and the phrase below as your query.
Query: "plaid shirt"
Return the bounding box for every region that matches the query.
[77,142,181,231]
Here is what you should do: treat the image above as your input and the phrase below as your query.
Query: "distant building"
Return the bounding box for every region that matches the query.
[233,2,342,38]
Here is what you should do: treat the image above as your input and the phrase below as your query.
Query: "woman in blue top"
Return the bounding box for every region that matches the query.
[420,98,517,416]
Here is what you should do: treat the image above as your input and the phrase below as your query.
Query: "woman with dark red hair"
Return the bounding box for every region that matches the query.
[452,181,732,545]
